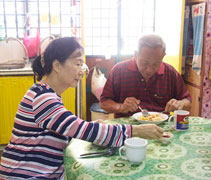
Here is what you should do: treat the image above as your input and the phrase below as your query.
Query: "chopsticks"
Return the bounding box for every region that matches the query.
[80,148,117,158]
[80,151,106,156]
[80,152,106,158]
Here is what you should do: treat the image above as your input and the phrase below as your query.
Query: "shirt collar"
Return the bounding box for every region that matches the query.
[128,57,165,75]
[128,57,138,71]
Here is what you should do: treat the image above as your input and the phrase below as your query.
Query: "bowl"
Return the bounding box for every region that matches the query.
[158,132,174,144]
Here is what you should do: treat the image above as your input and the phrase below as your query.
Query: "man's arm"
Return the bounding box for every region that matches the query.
[100,97,140,114]
[100,99,122,113]
[164,66,192,112]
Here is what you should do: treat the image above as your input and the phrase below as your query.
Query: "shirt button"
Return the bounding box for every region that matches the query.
[144,88,147,91]
[141,79,144,82]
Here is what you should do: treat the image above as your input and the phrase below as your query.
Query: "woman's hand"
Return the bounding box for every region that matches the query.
[132,124,164,139]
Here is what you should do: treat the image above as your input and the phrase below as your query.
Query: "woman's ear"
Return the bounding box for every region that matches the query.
[52,59,61,73]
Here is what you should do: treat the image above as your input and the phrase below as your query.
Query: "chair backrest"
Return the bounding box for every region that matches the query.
[0,37,29,69]
[37,35,55,56]
[0,37,28,63]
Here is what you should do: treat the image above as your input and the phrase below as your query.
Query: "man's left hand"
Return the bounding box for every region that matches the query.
[164,98,191,112]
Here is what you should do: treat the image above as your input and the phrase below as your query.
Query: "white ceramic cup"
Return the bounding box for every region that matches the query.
[119,137,148,163]
[168,110,190,131]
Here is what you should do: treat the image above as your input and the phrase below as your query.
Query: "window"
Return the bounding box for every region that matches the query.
[0,0,183,58]
[84,0,118,56]
[0,0,81,39]
[0,0,25,38]
[121,0,155,55]
[84,0,156,56]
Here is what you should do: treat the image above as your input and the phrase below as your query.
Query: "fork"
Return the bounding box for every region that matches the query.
[138,106,150,117]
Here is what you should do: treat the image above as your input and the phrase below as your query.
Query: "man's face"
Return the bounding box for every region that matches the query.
[135,46,165,81]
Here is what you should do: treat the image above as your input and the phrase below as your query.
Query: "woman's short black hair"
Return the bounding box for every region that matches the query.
[32,37,84,81]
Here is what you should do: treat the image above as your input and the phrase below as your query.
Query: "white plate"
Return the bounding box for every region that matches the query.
[131,112,168,124]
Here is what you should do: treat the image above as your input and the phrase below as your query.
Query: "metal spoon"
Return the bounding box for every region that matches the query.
[138,106,150,117]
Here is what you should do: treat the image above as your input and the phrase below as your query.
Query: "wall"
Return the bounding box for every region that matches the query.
[155,0,185,73]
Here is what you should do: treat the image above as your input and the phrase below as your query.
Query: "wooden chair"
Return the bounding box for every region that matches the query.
[37,35,55,56]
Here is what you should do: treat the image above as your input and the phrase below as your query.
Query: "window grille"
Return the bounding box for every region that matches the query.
[0,0,156,56]
[121,0,156,55]
[0,0,81,39]
[84,0,156,56]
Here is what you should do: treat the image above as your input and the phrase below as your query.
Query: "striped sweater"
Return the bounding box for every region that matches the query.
[0,84,132,179]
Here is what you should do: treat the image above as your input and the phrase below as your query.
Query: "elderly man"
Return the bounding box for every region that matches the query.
[100,34,191,118]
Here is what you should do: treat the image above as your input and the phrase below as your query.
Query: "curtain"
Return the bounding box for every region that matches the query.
[191,2,206,75]
[182,6,190,75]
[201,0,211,118]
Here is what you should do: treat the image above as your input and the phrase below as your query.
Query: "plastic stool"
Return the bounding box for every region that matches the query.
[90,103,114,121]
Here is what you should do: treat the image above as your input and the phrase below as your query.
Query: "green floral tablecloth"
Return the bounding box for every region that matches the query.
[64,116,211,180]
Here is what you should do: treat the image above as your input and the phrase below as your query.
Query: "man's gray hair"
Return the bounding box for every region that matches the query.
[137,34,166,53]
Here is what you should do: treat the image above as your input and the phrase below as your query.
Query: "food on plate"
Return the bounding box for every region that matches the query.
[138,113,162,121]
[132,112,168,124]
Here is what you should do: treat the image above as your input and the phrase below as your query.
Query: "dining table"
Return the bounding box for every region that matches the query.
[64,116,211,180]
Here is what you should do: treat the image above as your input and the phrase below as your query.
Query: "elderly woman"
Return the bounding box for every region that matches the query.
[0,37,163,180]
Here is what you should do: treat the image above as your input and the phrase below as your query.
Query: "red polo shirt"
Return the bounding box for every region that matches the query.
[100,58,191,118]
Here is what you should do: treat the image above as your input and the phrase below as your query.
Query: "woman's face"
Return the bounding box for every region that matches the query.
[58,49,85,88]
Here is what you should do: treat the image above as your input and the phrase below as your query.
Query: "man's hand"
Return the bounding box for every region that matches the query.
[119,97,140,114]
[165,98,191,112]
